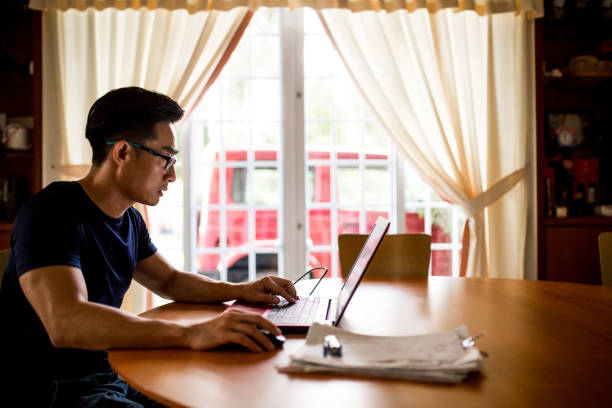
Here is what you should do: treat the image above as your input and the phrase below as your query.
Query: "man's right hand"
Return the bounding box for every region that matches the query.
[185,309,281,352]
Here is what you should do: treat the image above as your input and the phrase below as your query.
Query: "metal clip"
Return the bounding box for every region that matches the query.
[461,331,486,349]
[323,334,342,357]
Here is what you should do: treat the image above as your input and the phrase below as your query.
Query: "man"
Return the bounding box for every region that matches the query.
[0,87,296,407]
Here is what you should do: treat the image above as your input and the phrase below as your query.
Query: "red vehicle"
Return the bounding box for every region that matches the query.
[197,150,452,281]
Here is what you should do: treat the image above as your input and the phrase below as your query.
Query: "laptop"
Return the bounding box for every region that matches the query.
[231,216,390,333]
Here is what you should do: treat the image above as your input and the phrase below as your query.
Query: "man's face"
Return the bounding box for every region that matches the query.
[121,121,178,206]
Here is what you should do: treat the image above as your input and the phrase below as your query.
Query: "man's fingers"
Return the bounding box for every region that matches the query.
[237,290,280,305]
[270,276,297,299]
[223,311,280,351]
[224,309,281,335]
[225,331,263,352]
[281,284,297,301]
[263,277,296,303]
[233,323,275,351]
[259,293,284,305]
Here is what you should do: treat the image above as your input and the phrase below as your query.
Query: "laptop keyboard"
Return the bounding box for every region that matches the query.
[266,297,324,325]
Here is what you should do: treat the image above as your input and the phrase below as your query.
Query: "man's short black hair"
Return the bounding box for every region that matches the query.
[86,87,184,166]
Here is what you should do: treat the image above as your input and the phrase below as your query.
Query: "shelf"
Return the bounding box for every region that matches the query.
[544,216,612,227]
[0,148,34,159]
[536,14,612,283]
[544,76,612,89]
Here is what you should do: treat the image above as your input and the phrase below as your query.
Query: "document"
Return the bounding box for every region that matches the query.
[278,323,484,383]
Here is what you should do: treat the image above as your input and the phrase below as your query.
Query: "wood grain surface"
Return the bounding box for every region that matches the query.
[109,277,612,408]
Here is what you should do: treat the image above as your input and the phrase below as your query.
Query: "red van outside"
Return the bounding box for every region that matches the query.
[197,150,453,280]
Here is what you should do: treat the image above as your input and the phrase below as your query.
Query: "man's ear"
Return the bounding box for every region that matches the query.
[110,141,131,167]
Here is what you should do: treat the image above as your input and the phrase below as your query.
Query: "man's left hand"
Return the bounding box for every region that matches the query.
[238,276,297,305]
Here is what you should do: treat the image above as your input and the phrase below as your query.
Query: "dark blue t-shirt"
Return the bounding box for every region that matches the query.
[0,181,156,396]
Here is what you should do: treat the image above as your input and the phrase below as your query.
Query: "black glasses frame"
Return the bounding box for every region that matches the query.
[105,141,176,170]
[293,266,329,296]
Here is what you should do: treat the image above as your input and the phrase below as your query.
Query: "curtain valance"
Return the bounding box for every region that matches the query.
[29,0,544,17]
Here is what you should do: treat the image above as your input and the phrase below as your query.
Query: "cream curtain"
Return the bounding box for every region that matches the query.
[319,9,535,278]
[38,5,250,180]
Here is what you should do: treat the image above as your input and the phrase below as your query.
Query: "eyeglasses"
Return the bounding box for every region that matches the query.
[293,266,329,296]
[105,141,176,170]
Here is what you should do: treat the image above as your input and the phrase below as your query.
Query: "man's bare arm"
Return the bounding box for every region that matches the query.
[19,265,281,352]
[133,252,297,304]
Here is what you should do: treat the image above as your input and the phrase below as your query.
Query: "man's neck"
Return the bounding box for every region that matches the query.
[78,166,134,219]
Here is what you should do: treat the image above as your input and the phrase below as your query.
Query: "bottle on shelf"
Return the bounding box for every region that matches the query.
[587,183,597,205]
[546,177,556,217]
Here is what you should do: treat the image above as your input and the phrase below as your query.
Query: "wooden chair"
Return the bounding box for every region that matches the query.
[0,249,10,289]
[338,234,431,279]
[599,232,612,287]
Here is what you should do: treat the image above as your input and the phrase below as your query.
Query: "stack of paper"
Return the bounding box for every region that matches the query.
[278,323,484,383]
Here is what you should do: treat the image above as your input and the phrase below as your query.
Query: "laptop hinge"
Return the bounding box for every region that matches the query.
[327,298,338,325]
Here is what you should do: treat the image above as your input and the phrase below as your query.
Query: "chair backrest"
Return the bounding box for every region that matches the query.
[0,249,10,289]
[599,232,612,287]
[338,233,431,279]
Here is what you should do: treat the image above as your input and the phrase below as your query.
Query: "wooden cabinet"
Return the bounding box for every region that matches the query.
[535,3,612,283]
[0,1,42,249]
[544,218,612,284]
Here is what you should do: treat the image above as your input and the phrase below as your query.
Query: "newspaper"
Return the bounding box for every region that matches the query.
[278,323,484,383]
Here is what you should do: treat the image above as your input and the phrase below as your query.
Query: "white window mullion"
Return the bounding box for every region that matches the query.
[424,191,432,276]
[330,161,339,276]
[218,123,228,282]
[184,122,193,273]
[393,149,404,234]
[451,206,460,277]
[281,8,305,281]
[359,161,366,234]
[328,117,339,267]
[248,141,256,281]
[329,121,337,272]
[247,45,256,281]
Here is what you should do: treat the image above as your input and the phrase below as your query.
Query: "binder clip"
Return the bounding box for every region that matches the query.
[323,334,342,357]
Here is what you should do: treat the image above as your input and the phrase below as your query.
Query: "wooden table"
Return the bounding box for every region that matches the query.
[109,277,612,408]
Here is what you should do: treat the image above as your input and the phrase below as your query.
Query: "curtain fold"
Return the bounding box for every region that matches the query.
[319,8,534,278]
[42,6,250,182]
[30,0,544,16]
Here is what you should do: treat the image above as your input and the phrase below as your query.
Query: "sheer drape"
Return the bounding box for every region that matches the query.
[40,6,250,180]
[319,9,534,278]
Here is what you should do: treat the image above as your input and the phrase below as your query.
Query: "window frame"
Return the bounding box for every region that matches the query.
[168,7,462,283]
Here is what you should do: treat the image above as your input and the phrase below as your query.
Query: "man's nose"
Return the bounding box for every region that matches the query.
[165,165,176,182]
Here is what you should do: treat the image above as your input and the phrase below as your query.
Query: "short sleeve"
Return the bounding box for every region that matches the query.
[12,197,82,277]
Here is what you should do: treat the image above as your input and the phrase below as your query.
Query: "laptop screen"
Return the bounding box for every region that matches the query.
[334,216,390,324]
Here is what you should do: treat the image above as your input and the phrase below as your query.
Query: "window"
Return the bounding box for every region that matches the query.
[303,9,394,277]
[147,8,463,292]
